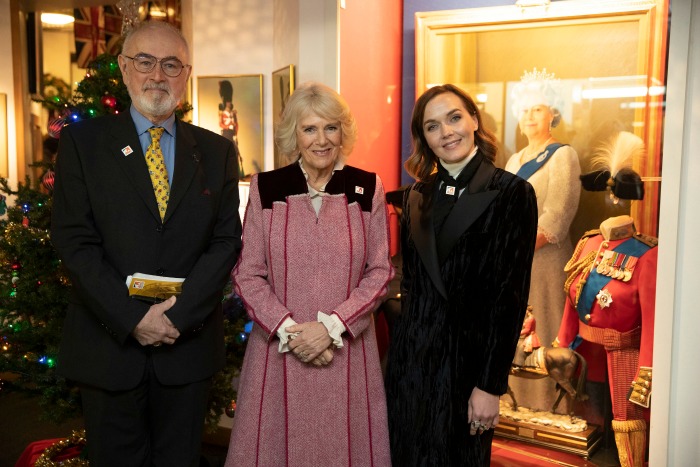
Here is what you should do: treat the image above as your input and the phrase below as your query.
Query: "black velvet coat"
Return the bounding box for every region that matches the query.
[384,156,538,466]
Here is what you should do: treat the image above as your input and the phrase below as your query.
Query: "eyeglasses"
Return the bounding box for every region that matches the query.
[122,54,190,77]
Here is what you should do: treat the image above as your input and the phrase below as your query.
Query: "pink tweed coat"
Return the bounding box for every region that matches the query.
[225,163,394,467]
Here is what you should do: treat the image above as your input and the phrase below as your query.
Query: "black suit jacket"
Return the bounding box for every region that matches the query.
[51,111,242,390]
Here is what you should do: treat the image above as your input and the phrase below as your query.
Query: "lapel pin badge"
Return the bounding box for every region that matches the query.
[355,186,364,194]
[121,145,134,156]
[446,186,456,196]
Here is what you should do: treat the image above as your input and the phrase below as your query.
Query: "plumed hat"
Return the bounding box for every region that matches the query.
[580,131,645,202]
[510,67,564,118]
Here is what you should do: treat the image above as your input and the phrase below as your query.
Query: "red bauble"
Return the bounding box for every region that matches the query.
[42,170,56,191]
[225,400,237,418]
[101,94,118,109]
[47,117,67,139]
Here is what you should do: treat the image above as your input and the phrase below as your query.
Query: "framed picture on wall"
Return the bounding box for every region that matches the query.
[272,65,295,169]
[197,74,263,179]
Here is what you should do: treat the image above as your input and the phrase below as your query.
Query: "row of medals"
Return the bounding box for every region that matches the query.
[595,249,638,282]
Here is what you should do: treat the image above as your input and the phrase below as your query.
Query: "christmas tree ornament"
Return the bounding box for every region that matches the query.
[117,0,143,35]
[42,170,56,192]
[101,94,118,110]
[47,117,67,139]
[225,400,237,417]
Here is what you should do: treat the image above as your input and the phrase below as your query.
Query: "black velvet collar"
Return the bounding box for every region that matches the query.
[408,155,498,299]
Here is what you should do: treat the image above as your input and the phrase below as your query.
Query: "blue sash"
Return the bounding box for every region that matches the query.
[515,143,564,180]
[576,237,652,322]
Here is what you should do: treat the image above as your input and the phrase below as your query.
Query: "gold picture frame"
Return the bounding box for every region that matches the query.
[197,74,264,179]
[272,65,295,169]
[415,0,668,237]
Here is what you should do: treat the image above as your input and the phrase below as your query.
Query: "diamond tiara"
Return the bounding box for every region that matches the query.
[520,67,558,84]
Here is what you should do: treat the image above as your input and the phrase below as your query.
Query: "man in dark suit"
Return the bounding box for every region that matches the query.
[51,21,242,466]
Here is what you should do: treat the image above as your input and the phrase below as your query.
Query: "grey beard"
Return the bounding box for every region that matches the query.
[134,92,179,117]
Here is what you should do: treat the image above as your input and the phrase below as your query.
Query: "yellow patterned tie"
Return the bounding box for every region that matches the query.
[146,127,170,220]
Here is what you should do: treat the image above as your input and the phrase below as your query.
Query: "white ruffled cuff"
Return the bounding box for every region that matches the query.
[277,317,299,353]
[317,312,345,349]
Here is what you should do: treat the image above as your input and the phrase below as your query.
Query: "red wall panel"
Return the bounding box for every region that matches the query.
[339,0,403,253]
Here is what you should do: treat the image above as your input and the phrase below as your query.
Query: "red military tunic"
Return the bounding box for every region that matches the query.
[557,230,657,421]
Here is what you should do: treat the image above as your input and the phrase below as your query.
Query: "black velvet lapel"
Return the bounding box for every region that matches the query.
[409,181,447,299]
[326,166,376,212]
[409,156,499,299]
[436,159,498,264]
[108,112,161,221]
[258,162,310,209]
[166,120,199,222]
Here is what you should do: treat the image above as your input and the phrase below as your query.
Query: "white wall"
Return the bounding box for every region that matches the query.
[0,0,18,186]
[650,0,700,464]
[273,0,299,69]
[188,0,274,170]
[298,0,337,87]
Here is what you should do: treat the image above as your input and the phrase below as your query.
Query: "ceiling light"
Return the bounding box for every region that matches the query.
[41,13,75,26]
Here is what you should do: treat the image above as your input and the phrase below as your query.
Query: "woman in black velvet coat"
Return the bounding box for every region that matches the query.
[384,84,538,466]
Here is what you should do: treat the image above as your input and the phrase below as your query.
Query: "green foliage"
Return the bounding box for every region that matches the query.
[68,54,132,119]
[0,177,77,422]
[206,285,249,431]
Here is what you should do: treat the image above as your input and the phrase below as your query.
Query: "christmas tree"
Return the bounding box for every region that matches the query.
[0,53,248,430]
[0,177,77,421]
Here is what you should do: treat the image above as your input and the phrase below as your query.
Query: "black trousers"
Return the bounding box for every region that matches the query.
[80,358,212,467]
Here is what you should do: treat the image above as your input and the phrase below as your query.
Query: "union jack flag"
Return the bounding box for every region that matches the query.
[73,5,122,68]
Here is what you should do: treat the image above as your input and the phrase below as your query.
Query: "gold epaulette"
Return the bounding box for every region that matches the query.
[565,229,600,271]
[582,228,601,238]
[634,232,658,248]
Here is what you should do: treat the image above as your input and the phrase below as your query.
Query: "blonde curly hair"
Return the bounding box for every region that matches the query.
[275,82,357,163]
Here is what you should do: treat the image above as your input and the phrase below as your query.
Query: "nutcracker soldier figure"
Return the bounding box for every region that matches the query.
[555,132,656,467]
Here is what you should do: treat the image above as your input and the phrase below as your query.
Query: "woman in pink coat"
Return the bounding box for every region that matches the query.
[225,82,394,467]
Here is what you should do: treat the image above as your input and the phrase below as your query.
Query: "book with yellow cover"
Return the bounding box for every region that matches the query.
[125,273,185,302]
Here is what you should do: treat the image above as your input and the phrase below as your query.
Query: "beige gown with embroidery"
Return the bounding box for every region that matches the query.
[504,145,581,412]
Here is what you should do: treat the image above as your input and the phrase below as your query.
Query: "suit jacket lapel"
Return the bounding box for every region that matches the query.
[165,120,199,222]
[409,181,448,299]
[436,159,498,263]
[108,112,161,221]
